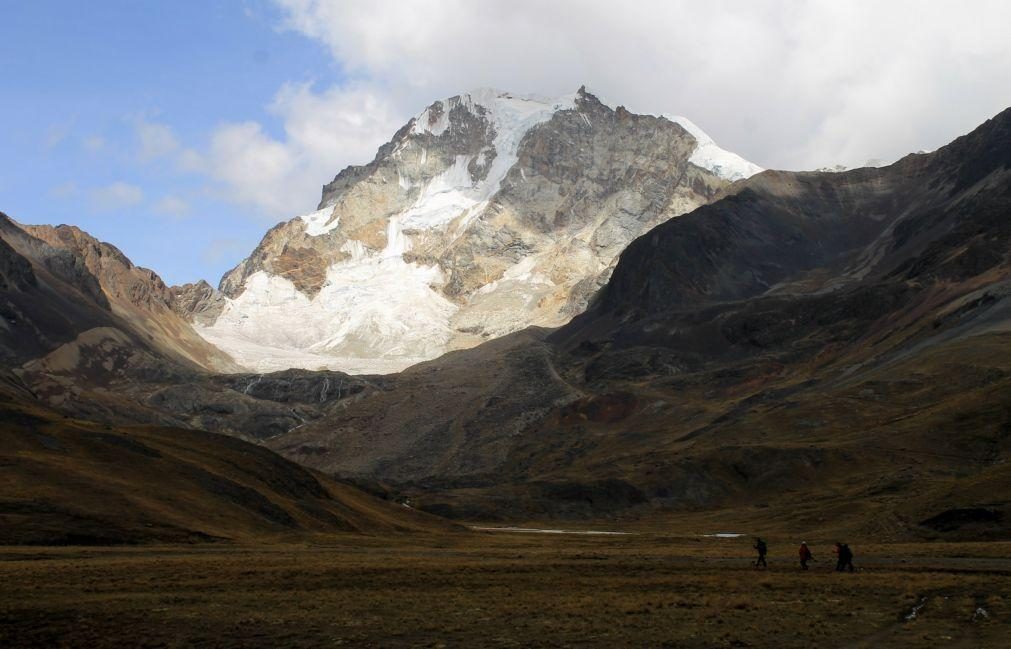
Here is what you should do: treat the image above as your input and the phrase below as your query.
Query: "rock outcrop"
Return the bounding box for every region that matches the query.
[169,280,226,327]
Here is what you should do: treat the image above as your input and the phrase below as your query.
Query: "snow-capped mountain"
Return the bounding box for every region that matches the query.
[180,87,762,373]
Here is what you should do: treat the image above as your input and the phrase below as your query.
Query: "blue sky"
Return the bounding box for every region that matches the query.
[0,1,343,285]
[2,1,1010,287]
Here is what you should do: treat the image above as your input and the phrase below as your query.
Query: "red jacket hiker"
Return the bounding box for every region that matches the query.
[799,543,813,570]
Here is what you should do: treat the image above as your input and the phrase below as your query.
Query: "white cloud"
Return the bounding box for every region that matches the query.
[181,0,1011,220]
[82,136,106,153]
[153,195,191,218]
[198,82,403,217]
[270,0,1011,171]
[204,121,298,215]
[49,181,79,199]
[136,119,180,161]
[89,181,144,212]
[202,238,250,265]
[43,119,75,150]
[176,148,205,173]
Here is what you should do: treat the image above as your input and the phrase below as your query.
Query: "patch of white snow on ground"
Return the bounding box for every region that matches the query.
[399,155,483,230]
[476,256,554,296]
[905,597,928,621]
[667,115,763,181]
[471,526,634,536]
[300,206,340,236]
[402,89,576,231]
[192,329,424,374]
[702,533,745,538]
[196,219,458,373]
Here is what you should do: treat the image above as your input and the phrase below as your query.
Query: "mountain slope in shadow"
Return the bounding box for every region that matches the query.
[0,376,456,545]
[267,108,1011,538]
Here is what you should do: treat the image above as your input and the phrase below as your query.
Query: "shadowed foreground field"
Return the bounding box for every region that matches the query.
[1,533,1009,648]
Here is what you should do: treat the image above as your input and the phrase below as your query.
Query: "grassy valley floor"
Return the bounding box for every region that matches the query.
[1,532,1008,648]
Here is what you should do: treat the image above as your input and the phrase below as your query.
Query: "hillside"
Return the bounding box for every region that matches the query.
[266,108,1011,538]
[0,215,236,373]
[0,380,455,545]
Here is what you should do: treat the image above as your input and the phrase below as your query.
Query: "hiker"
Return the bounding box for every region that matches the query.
[798,542,814,570]
[834,542,855,572]
[753,537,768,568]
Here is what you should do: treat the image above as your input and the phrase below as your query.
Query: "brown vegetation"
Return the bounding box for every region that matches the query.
[1,534,1008,648]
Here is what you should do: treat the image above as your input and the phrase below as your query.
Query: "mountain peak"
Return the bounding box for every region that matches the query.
[190,88,760,374]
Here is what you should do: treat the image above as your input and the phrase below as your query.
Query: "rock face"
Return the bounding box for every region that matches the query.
[186,87,760,373]
[169,280,225,327]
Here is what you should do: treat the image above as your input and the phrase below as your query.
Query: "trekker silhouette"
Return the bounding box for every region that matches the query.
[834,542,855,572]
[798,542,814,570]
[753,537,768,568]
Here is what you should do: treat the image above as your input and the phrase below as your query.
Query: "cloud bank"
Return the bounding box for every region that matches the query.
[89,181,144,212]
[200,0,1011,218]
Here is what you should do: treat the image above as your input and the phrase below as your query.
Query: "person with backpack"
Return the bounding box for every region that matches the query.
[834,542,855,572]
[753,537,768,568]
[798,542,814,570]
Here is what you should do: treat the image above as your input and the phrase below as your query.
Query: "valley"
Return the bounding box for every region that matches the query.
[3,104,1009,540]
[2,535,1008,648]
[1,57,1009,649]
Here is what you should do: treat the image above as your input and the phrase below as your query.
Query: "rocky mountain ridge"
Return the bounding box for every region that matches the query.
[182,87,762,373]
[0,215,237,373]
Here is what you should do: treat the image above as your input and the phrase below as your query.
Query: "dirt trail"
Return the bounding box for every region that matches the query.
[544,351,588,397]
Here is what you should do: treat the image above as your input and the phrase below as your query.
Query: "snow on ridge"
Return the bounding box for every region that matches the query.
[300,206,340,237]
[401,89,577,231]
[666,115,763,182]
[410,88,575,137]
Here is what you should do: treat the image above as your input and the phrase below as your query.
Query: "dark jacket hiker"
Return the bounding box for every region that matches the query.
[834,542,855,572]
[753,538,768,568]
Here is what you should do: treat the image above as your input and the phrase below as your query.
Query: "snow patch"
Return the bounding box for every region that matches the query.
[667,115,763,181]
[402,89,577,230]
[399,155,482,230]
[300,206,340,237]
[340,239,369,262]
[905,597,928,621]
[477,256,554,296]
[197,239,458,373]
